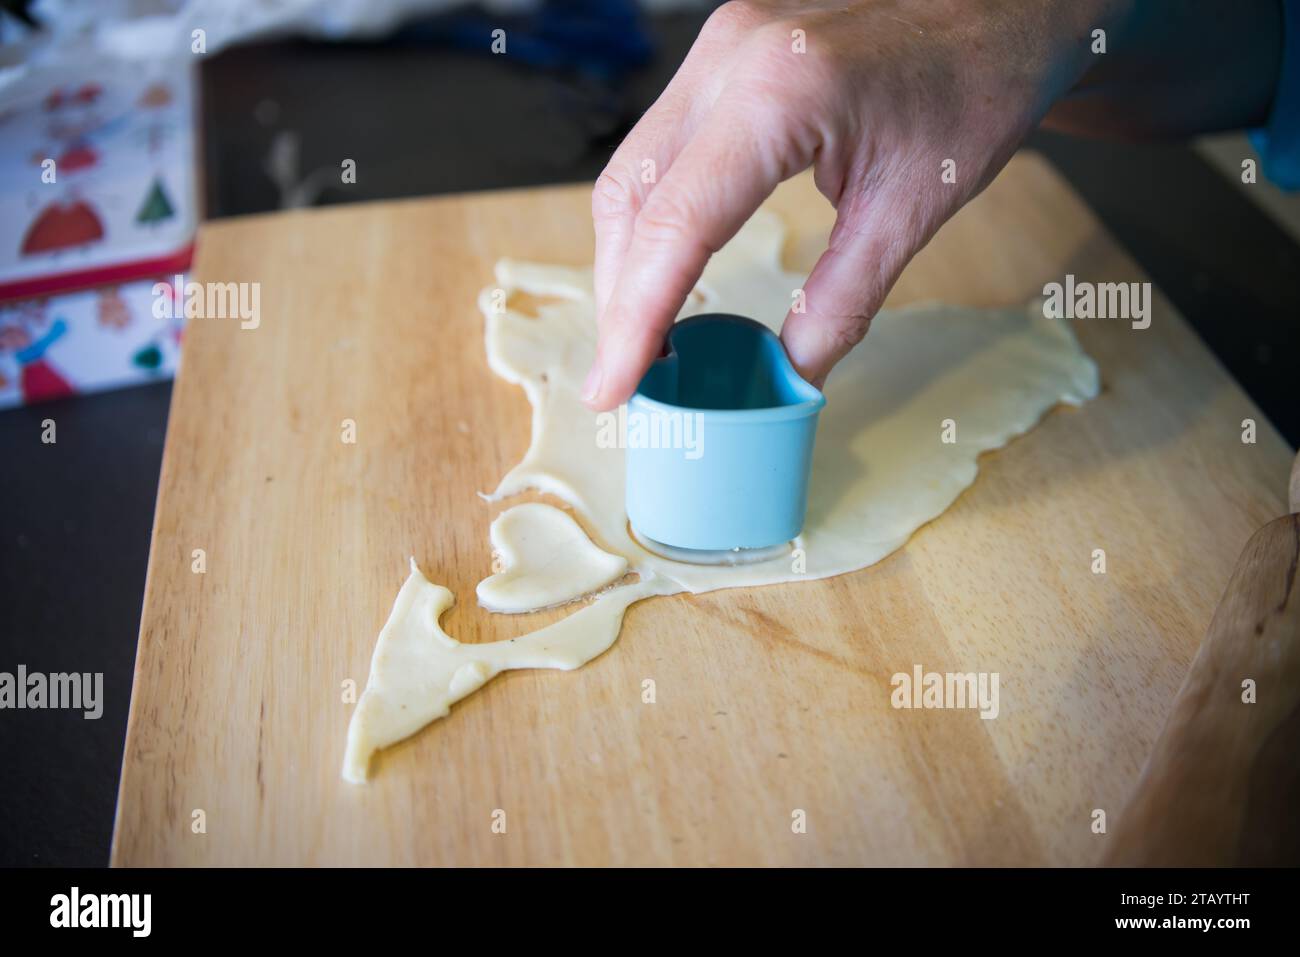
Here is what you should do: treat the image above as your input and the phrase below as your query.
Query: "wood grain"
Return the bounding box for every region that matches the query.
[111,153,1295,866]
[1104,452,1300,866]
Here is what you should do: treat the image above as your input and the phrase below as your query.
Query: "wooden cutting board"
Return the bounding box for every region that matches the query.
[110,153,1294,866]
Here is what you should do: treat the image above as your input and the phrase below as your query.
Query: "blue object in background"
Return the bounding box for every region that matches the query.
[1252,0,1300,188]
[625,314,825,555]
[399,0,654,83]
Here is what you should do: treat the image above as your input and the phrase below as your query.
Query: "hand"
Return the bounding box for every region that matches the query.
[584,0,1128,410]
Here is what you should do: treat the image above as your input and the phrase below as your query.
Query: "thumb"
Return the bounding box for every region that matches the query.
[780,188,924,387]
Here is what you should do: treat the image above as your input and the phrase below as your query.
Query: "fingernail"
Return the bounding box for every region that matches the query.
[581,359,603,404]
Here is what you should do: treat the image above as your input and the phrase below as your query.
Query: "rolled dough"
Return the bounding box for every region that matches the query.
[342,210,1099,781]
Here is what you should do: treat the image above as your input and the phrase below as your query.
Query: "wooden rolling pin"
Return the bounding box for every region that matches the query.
[1104,450,1300,866]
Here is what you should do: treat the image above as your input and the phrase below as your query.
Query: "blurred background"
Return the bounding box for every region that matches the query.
[0,0,1297,866]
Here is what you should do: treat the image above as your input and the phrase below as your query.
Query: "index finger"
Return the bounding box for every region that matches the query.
[582,100,809,410]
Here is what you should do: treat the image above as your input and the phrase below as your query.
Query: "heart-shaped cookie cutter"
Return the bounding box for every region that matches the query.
[625,313,825,564]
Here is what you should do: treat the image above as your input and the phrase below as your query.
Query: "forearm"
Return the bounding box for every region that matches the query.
[1042,0,1284,138]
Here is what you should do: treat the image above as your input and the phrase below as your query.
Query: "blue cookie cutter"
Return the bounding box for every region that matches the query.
[625,313,825,563]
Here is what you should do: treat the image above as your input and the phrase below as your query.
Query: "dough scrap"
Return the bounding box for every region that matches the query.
[343,558,664,784]
[476,502,628,613]
[342,209,1099,781]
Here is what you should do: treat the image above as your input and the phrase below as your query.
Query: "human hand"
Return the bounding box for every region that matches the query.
[584,0,1128,410]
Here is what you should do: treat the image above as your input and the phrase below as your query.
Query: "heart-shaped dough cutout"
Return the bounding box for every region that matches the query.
[476,502,627,613]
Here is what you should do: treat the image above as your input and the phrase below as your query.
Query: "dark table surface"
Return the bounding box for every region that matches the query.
[2,8,1296,866]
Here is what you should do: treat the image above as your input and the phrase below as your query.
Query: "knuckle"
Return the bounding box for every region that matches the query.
[795,36,844,88]
[787,26,850,91]
[592,167,640,222]
[633,190,698,248]
[728,19,838,118]
[703,1,767,40]
[826,313,872,352]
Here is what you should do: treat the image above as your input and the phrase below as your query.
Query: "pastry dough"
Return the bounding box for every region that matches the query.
[343,559,666,784]
[476,502,628,613]
[342,210,1099,781]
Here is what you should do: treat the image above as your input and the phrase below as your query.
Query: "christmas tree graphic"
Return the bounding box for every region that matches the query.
[132,342,163,370]
[136,177,175,225]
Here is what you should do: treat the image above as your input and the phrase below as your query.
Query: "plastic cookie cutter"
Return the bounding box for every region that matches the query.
[625,313,825,565]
